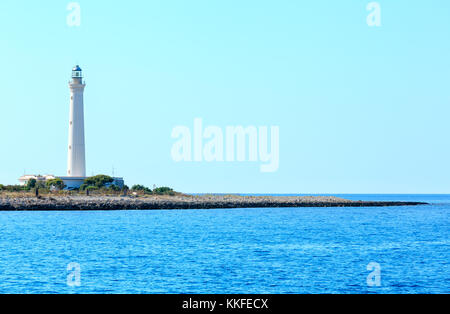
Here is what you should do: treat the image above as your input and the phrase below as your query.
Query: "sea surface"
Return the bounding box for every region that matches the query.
[0,194,448,294]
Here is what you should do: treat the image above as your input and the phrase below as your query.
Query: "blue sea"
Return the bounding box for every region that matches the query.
[0,194,448,294]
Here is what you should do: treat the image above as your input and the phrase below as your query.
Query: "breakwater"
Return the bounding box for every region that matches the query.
[0,195,428,211]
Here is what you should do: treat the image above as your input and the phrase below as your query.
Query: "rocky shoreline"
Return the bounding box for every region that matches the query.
[0,195,428,211]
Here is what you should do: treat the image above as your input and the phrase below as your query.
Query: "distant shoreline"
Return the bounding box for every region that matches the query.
[0,195,428,211]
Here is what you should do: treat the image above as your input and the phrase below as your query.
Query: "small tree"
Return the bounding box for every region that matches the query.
[153,187,175,195]
[46,178,66,191]
[26,178,37,190]
[109,184,121,192]
[35,181,46,189]
[131,184,152,194]
[83,175,114,190]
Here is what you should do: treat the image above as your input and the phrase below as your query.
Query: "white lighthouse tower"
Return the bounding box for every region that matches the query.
[67,65,86,178]
[18,65,125,190]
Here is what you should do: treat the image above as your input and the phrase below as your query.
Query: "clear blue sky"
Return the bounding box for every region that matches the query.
[0,1,449,193]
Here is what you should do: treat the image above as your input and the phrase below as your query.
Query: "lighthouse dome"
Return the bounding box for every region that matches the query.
[72,65,83,79]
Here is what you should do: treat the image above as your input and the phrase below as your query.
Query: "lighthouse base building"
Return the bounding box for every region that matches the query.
[19,65,125,190]
[58,176,88,190]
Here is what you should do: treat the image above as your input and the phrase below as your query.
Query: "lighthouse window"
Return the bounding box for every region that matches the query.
[70,121,72,126]
[69,145,72,150]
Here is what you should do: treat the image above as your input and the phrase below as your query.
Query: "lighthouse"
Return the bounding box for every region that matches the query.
[18,65,125,190]
[67,65,86,177]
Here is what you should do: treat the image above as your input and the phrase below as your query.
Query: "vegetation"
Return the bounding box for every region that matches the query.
[26,179,37,189]
[46,178,66,191]
[109,184,121,192]
[80,175,114,191]
[153,187,175,195]
[129,185,175,196]
[0,175,178,198]
[1,185,28,192]
[131,184,152,194]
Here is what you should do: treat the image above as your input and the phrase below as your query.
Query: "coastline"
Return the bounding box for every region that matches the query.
[0,195,428,211]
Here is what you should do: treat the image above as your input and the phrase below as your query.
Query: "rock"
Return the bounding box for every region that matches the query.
[0,195,428,211]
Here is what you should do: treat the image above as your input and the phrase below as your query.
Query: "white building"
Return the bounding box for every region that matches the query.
[18,175,56,186]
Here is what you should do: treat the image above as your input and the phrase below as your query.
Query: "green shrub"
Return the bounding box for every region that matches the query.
[35,181,47,189]
[131,184,152,194]
[46,178,66,191]
[153,187,174,195]
[109,185,121,192]
[3,185,27,192]
[80,184,99,191]
[26,179,37,190]
[82,175,114,190]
